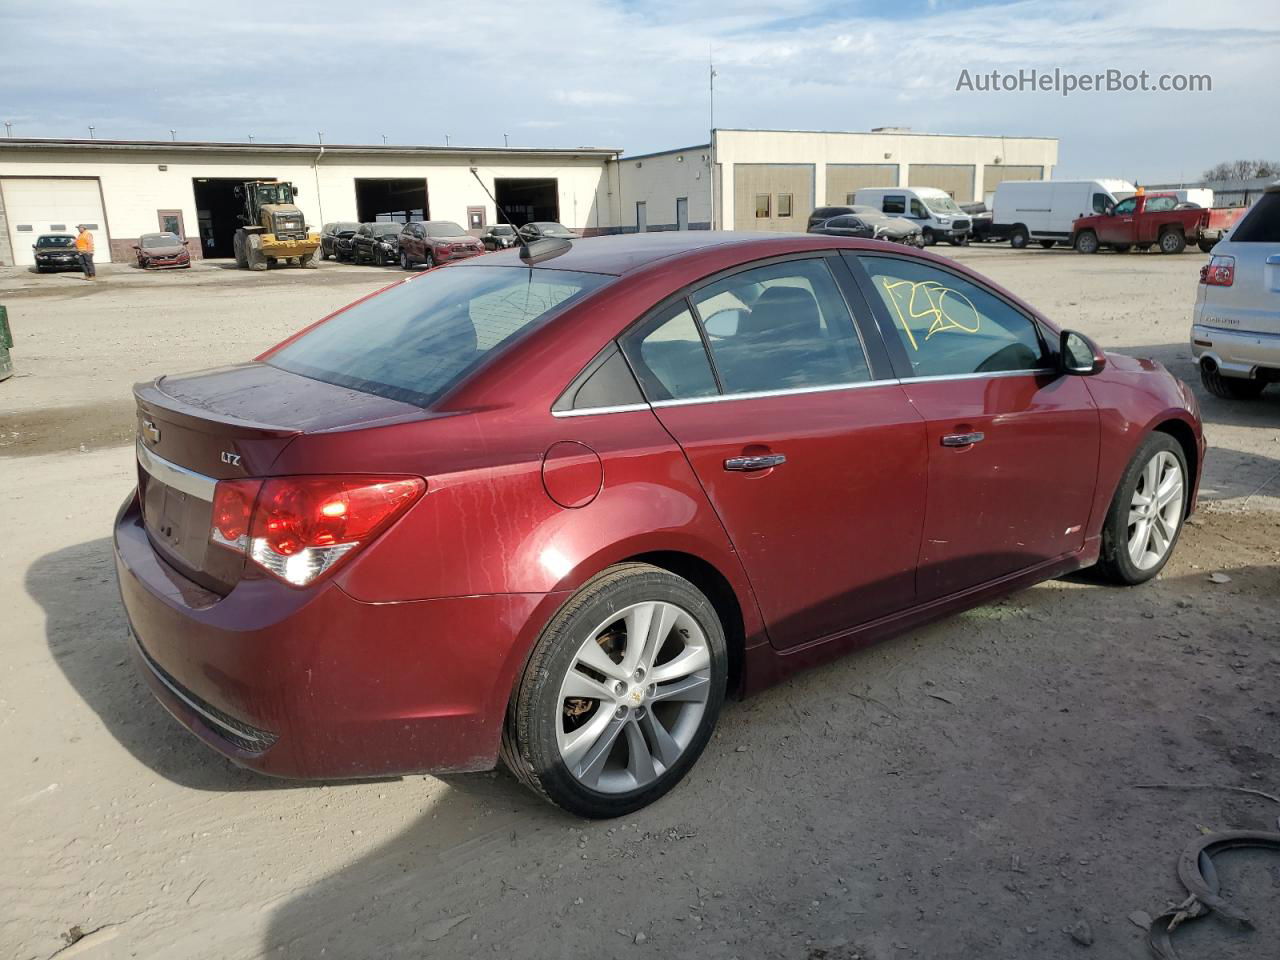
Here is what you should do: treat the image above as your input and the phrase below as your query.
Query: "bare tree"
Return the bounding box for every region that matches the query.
[1202,159,1280,181]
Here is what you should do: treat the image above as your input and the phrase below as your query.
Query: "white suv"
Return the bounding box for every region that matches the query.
[1191,181,1280,400]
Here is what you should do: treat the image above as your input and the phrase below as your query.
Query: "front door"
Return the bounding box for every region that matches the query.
[676,197,688,231]
[851,252,1099,599]
[620,256,928,649]
[1096,196,1137,246]
[636,202,648,233]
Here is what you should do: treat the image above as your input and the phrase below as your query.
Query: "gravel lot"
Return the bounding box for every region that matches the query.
[2,249,1277,960]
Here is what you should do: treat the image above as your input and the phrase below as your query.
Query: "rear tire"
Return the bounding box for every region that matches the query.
[1159,229,1187,254]
[1095,432,1188,586]
[1201,363,1267,400]
[1009,226,1029,249]
[233,232,249,269]
[1198,238,1216,253]
[501,563,727,819]
[299,253,316,269]
[246,234,268,271]
[1074,230,1099,254]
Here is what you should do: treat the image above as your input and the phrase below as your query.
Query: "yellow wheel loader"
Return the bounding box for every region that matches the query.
[232,181,321,270]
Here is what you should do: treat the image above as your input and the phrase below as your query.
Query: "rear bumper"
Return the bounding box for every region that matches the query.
[113,492,551,779]
[1191,319,1280,378]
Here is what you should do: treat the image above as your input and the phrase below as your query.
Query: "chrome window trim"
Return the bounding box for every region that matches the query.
[551,402,652,418]
[899,368,1057,385]
[136,440,217,501]
[651,377,895,408]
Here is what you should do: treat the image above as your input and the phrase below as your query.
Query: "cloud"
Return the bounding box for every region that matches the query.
[0,0,1276,181]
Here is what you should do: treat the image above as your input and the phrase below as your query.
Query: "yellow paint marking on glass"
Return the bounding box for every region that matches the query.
[877,277,982,351]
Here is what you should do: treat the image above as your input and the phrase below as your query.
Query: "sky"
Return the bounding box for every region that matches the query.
[1,0,1276,183]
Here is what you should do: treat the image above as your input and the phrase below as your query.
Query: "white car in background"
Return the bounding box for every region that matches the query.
[1191,181,1280,400]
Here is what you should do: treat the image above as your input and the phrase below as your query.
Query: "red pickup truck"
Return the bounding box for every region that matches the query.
[1071,193,1244,255]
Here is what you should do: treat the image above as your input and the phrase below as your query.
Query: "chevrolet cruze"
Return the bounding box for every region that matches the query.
[114,232,1203,817]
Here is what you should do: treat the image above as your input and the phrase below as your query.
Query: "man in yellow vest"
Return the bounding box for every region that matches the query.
[74,224,96,280]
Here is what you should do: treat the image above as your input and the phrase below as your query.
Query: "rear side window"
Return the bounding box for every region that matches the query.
[857,256,1048,378]
[690,259,870,394]
[883,195,906,214]
[621,303,719,401]
[1230,192,1280,242]
[269,266,610,406]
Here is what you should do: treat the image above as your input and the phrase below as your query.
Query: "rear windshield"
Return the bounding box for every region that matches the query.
[268,265,611,406]
[1230,192,1280,243]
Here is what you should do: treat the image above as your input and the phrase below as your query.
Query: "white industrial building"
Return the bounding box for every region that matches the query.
[0,128,1058,266]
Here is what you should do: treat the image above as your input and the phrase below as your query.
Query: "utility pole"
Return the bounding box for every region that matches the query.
[248,134,254,143]
[170,129,176,141]
[504,133,509,148]
[88,125,95,139]
[317,131,324,144]
[445,133,451,147]
[381,134,387,145]
[709,48,717,136]
[4,121,11,138]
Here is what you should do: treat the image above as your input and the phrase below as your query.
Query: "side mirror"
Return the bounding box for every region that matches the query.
[132,245,141,250]
[1060,329,1106,376]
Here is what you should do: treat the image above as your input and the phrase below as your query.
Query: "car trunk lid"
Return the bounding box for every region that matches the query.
[134,362,425,594]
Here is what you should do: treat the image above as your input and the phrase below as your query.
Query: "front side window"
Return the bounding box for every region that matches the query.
[269,266,611,406]
[691,259,870,394]
[857,255,1048,378]
[620,302,718,402]
[777,194,794,218]
[910,199,928,218]
[755,195,771,218]
[1113,197,1139,215]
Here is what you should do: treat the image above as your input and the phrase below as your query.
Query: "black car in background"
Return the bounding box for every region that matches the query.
[517,221,576,241]
[350,223,403,265]
[32,233,80,273]
[481,224,519,250]
[319,222,360,261]
[807,214,876,239]
[961,203,997,242]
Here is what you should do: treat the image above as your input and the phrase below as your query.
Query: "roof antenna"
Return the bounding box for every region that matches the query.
[469,166,571,264]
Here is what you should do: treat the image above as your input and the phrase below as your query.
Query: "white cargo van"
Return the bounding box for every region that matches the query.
[992,179,1135,248]
[852,187,971,246]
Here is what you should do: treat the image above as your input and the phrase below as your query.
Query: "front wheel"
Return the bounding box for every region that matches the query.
[501,563,727,818]
[400,251,412,270]
[921,228,936,246]
[1074,230,1099,254]
[1095,433,1188,585]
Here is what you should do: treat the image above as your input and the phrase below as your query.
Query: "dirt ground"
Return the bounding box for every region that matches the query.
[2,249,1278,960]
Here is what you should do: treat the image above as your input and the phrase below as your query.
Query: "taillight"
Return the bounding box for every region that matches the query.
[1200,255,1235,286]
[209,475,425,586]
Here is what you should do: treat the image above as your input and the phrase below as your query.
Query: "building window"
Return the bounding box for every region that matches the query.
[755,194,771,218]
[777,194,793,218]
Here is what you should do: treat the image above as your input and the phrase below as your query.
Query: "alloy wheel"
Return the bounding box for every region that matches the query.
[556,600,711,794]
[1127,450,1184,570]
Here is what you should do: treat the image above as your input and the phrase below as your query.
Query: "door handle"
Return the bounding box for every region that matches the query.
[941,432,985,447]
[724,454,787,472]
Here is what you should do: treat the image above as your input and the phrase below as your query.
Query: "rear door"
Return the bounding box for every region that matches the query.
[620,254,928,649]
[849,252,1099,600]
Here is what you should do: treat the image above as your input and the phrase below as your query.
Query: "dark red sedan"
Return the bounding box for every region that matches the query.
[114,232,1203,817]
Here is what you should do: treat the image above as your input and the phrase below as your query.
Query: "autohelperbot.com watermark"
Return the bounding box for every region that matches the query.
[956,67,1211,96]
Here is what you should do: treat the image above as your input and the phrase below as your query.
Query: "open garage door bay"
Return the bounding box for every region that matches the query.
[1,178,111,266]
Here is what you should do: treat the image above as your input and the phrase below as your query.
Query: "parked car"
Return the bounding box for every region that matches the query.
[1072,192,1246,254]
[398,220,484,269]
[134,232,191,270]
[854,187,971,245]
[1191,181,1280,399]
[481,224,520,250]
[992,179,1135,248]
[807,205,922,245]
[961,202,997,243]
[116,232,1203,818]
[518,221,576,241]
[319,222,360,261]
[31,233,81,272]
[350,223,404,265]
[808,214,922,247]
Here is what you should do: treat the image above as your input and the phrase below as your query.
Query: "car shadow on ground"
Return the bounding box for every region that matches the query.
[26,536,392,792]
[251,556,1280,960]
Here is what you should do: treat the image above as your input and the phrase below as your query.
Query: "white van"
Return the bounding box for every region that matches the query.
[852,187,971,246]
[991,179,1135,248]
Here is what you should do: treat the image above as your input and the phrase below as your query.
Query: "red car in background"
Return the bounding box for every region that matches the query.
[397,220,484,270]
[1072,192,1245,254]
[134,232,192,269]
[114,232,1203,818]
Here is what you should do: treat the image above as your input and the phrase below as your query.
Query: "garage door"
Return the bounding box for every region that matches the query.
[733,164,814,232]
[1,178,110,266]
[982,165,1044,198]
[907,165,976,203]
[825,164,897,205]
